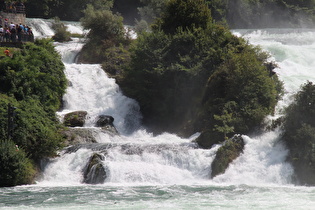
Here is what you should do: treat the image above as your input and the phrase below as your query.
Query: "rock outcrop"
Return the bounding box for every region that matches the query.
[195,130,223,149]
[95,115,119,136]
[63,111,88,127]
[62,127,98,146]
[83,153,107,184]
[211,135,245,178]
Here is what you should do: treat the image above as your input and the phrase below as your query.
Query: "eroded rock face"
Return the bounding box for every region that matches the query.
[210,135,245,178]
[62,128,98,146]
[63,111,88,127]
[83,153,107,184]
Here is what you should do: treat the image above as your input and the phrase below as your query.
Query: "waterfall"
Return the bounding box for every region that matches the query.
[32,19,314,187]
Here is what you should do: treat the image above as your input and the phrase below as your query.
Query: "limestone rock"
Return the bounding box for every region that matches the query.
[62,127,98,146]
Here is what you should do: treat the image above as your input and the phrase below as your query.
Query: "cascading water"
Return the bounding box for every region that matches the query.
[36,20,295,187]
[1,19,314,210]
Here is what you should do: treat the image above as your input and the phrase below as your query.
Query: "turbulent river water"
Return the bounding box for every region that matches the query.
[0,19,315,209]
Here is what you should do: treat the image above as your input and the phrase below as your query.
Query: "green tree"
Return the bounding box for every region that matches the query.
[203,47,279,136]
[118,0,281,136]
[52,17,72,42]
[0,39,66,111]
[25,0,113,20]
[138,0,168,23]
[79,4,129,63]
[155,0,212,34]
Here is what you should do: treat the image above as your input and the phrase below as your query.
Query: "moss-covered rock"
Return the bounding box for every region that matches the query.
[211,135,245,178]
[61,127,98,146]
[63,111,88,127]
[83,153,107,184]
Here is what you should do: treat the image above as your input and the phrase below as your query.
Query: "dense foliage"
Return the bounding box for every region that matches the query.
[24,0,113,21]
[281,82,315,185]
[117,0,282,139]
[0,39,67,187]
[0,138,35,187]
[78,4,132,67]
[22,0,315,27]
[52,17,72,42]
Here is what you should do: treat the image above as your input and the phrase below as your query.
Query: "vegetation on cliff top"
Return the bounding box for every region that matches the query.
[0,39,67,187]
[114,0,282,141]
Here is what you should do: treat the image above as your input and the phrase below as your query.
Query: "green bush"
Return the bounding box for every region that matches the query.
[78,4,130,63]
[0,39,66,110]
[0,139,36,187]
[52,17,72,42]
[154,0,212,34]
[202,48,280,136]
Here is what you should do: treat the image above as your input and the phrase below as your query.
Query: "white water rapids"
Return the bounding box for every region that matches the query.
[4,19,311,209]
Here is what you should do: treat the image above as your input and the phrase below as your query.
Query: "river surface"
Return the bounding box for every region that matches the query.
[0,20,315,209]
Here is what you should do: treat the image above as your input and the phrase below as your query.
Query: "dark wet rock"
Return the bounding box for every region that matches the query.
[95,115,119,136]
[101,125,119,136]
[63,111,88,127]
[83,153,107,184]
[95,115,114,127]
[211,135,245,178]
[195,130,223,149]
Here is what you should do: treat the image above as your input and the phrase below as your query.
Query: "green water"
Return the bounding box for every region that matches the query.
[1,184,314,209]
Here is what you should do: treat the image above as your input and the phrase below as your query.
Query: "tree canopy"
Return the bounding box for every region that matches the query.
[116,0,282,138]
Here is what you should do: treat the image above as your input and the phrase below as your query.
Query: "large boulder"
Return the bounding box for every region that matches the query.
[62,128,98,146]
[95,115,114,127]
[83,153,107,184]
[211,135,245,178]
[63,111,88,127]
[195,130,223,149]
[95,115,119,136]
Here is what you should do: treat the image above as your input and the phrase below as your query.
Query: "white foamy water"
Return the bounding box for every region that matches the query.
[43,27,299,187]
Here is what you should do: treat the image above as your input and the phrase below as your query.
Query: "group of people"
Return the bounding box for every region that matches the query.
[0,19,34,42]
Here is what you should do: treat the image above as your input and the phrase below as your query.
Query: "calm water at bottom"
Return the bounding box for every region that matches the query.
[0,184,314,209]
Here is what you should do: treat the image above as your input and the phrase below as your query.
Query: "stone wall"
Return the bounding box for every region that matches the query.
[0,12,26,25]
